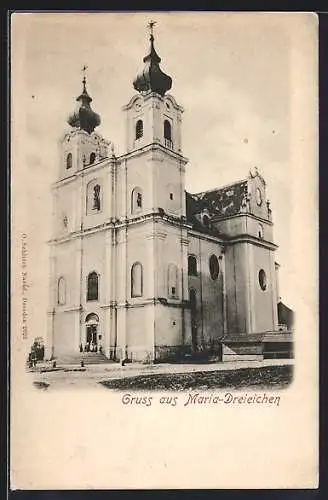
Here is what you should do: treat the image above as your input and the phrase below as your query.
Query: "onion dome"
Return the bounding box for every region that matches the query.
[67,73,101,134]
[133,23,172,97]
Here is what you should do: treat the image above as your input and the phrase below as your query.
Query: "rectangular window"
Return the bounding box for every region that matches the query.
[171,287,176,296]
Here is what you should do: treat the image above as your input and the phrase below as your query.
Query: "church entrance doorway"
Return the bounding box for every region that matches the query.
[84,313,99,353]
[86,325,97,345]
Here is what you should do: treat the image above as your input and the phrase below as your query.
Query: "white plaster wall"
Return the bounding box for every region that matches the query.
[53,239,80,307]
[155,305,183,346]
[53,311,76,356]
[81,231,106,303]
[124,93,183,154]
[225,243,248,333]
[187,234,224,343]
[251,245,278,332]
[245,216,274,242]
[154,154,186,217]
[214,216,246,237]
[116,156,153,218]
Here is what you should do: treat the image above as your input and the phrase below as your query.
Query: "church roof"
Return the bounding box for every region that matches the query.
[133,22,172,97]
[186,178,249,225]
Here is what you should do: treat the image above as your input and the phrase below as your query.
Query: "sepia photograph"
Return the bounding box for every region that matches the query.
[11,11,318,489]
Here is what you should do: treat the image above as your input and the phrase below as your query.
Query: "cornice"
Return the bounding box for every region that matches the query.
[48,211,191,245]
[187,228,226,245]
[117,142,188,165]
[53,157,114,189]
[226,234,278,250]
[211,211,273,226]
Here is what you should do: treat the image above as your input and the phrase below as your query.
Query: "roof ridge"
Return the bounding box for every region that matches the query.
[189,178,248,197]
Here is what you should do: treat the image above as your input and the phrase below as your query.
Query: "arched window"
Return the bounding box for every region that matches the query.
[131,187,143,213]
[136,120,143,140]
[87,272,99,301]
[57,277,66,305]
[131,262,143,297]
[188,255,198,276]
[66,153,72,169]
[164,120,172,141]
[209,254,220,280]
[89,152,96,164]
[168,264,178,298]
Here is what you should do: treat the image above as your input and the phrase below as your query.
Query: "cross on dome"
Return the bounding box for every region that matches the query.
[147,20,157,38]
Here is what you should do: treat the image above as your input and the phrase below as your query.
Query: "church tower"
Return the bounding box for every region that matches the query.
[47,25,191,363]
[114,22,190,361]
[47,70,114,360]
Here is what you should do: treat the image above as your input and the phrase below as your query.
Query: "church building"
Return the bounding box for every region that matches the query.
[47,26,292,363]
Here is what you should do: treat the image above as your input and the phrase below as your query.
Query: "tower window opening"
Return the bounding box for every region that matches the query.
[66,153,72,169]
[169,192,173,200]
[164,120,172,149]
[136,120,143,140]
[89,152,96,164]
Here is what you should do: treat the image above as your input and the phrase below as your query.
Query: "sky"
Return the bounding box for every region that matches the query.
[12,12,306,337]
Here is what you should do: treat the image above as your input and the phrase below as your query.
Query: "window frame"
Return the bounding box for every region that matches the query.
[135,119,143,140]
[258,269,267,291]
[164,119,172,141]
[209,254,220,280]
[188,255,198,277]
[57,276,66,305]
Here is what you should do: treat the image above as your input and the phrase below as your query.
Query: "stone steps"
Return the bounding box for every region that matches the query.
[55,352,111,365]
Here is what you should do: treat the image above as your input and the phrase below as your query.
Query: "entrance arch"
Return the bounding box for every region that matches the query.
[85,313,99,352]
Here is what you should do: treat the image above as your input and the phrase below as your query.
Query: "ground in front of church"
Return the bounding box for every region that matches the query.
[30,359,294,391]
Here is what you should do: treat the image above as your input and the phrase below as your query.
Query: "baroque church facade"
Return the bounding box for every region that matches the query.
[47,28,289,363]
